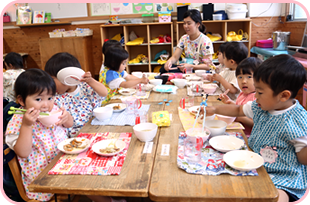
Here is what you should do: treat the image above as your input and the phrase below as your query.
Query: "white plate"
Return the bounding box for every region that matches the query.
[57,67,85,86]
[186,76,202,81]
[57,138,90,154]
[92,140,126,157]
[209,135,244,153]
[152,85,178,93]
[105,103,127,112]
[188,106,201,116]
[223,150,264,171]
[119,88,136,96]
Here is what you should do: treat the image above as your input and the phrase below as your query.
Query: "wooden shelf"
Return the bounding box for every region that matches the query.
[16,21,71,27]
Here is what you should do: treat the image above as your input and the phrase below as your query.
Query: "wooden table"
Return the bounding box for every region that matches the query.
[28,100,164,198]
[149,89,279,202]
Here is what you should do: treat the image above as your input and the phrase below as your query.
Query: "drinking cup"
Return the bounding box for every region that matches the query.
[121,96,142,114]
[186,67,193,74]
[179,96,194,109]
[134,110,148,125]
[136,84,146,96]
[184,134,203,163]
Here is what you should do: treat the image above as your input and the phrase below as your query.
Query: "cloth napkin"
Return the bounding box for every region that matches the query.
[91,104,150,126]
[48,132,132,176]
[177,131,258,176]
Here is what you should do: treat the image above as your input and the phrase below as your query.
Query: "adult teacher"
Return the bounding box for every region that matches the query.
[160,9,214,74]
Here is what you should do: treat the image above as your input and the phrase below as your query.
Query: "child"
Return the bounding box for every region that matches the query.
[205,54,307,202]
[3,52,25,102]
[99,46,149,104]
[219,57,263,136]
[44,52,108,137]
[99,39,123,75]
[5,68,73,201]
[214,42,227,74]
[211,42,248,101]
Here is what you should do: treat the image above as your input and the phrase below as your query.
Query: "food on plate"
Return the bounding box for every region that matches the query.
[122,90,130,93]
[63,139,87,151]
[99,147,120,154]
[113,104,121,110]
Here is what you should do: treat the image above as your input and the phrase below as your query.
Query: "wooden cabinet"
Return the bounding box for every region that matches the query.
[176,19,252,58]
[39,36,94,73]
[100,22,173,73]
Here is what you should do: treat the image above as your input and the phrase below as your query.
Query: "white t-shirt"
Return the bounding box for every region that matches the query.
[219,68,240,101]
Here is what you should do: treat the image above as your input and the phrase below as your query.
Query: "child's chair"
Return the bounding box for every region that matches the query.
[3,146,79,202]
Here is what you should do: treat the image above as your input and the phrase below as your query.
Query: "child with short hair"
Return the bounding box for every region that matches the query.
[99,39,123,75]
[211,42,248,101]
[5,68,73,201]
[44,52,108,137]
[219,57,263,136]
[99,46,149,104]
[3,52,25,102]
[205,54,307,202]
[214,42,228,74]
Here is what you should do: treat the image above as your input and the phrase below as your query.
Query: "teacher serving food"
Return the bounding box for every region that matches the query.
[160,9,214,74]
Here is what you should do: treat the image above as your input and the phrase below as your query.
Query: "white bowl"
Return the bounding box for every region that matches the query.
[185,127,211,143]
[195,70,206,77]
[57,67,85,86]
[171,78,187,88]
[223,150,264,171]
[38,110,62,127]
[93,107,113,121]
[201,83,218,94]
[149,79,163,86]
[133,123,158,142]
[104,103,127,112]
[204,120,227,136]
[132,71,143,78]
[216,114,236,125]
[201,73,213,81]
[209,135,244,152]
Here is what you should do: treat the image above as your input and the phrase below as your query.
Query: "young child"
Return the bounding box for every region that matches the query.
[44,52,108,137]
[210,42,248,101]
[214,42,227,74]
[219,57,263,136]
[205,54,307,202]
[5,68,73,201]
[3,52,25,102]
[99,39,123,75]
[99,46,149,104]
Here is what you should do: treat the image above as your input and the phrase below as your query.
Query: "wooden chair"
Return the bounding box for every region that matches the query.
[3,147,80,202]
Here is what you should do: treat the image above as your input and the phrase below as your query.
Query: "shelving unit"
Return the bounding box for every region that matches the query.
[100,22,173,73]
[176,19,252,57]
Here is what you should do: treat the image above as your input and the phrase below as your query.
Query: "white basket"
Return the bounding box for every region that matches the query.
[48,32,62,38]
[62,31,76,37]
[227,9,248,20]
[75,30,93,36]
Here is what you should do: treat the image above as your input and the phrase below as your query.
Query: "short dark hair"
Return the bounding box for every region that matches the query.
[102,40,122,55]
[44,52,82,77]
[254,54,306,98]
[104,47,129,71]
[14,68,56,103]
[222,42,248,64]
[236,57,263,76]
[4,52,24,69]
[218,42,228,53]
[183,9,206,34]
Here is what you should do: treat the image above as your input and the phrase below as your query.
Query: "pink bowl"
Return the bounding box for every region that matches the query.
[216,114,236,125]
[38,111,62,127]
[201,83,218,94]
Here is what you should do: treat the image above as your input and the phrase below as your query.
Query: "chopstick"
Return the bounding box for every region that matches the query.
[8,107,50,116]
[217,89,230,101]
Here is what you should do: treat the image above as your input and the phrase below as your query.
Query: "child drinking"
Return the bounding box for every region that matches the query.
[99,46,149,104]
[3,52,25,102]
[44,52,108,137]
[5,68,73,201]
[219,57,263,136]
[210,42,248,101]
[205,54,307,202]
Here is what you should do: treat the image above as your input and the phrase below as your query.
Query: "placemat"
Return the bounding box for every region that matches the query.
[91,104,150,126]
[48,132,132,175]
[177,132,258,176]
[178,107,244,130]
[112,90,151,100]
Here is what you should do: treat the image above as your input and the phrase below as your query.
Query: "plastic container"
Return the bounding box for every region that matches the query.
[75,29,93,36]
[212,14,222,20]
[62,30,76,37]
[158,11,171,22]
[226,3,248,19]
[273,31,290,50]
[142,14,154,23]
[256,39,273,48]
[49,32,62,38]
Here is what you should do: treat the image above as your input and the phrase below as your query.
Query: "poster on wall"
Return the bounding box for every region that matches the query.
[111,3,133,15]
[132,3,153,14]
[155,3,175,12]
[90,3,110,16]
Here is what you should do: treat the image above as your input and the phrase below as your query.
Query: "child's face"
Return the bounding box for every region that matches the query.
[119,59,128,73]
[21,89,54,112]
[223,54,237,70]
[254,80,280,111]
[217,52,224,65]
[52,77,76,94]
[237,71,255,95]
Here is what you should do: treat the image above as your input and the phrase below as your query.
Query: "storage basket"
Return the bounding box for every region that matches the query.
[76,29,93,36]
[256,39,273,48]
[62,30,76,37]
[226,3,247,20]
[48,32,62,38]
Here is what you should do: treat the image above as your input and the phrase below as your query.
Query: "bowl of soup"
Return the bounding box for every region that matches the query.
[133,123,158,142]
[204,120,227,136]
[185,127,211,143]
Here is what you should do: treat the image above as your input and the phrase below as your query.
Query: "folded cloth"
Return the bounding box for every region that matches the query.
[126,37,144,45]
[91,104,150,126]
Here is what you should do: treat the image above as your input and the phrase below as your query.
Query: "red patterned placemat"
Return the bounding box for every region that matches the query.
[48,132,132,175]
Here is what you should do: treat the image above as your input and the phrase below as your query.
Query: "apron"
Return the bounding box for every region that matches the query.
[99,67,121,105]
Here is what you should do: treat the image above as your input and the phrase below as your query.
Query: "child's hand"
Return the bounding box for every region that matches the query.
[199,106,216,116]
[164,60,172,71]
[80,72,94,84]
[55,107,70,127]
[177,63,190,72]
[141,75,149,84]
[22,107,40,127]
[210,73,223,82]
[219,93,234,104]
